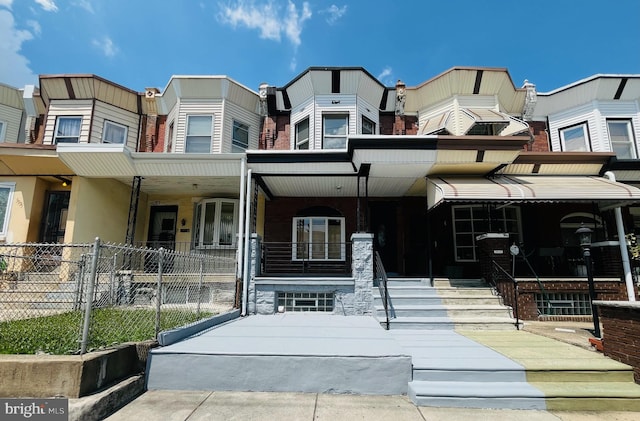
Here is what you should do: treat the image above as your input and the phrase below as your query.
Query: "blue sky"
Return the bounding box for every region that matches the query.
[1,0,639,94]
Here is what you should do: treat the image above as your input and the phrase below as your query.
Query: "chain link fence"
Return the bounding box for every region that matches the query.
[0,240,238,355]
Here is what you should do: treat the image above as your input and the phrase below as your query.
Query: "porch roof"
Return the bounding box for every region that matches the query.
[427,175,640,210]
[56,144,243,195]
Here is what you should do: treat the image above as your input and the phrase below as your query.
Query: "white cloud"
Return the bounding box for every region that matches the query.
[34,0,58,12]
[0,10,37,87]
[26,19,41,35]
[377,67,394,86]
[0,0,14,9]
[72,0,94,14]
[219,1,311,47]
[92,36,118,58]
[324,4,346,25]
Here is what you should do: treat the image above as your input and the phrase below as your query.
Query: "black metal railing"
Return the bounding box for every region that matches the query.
[261,242,351,276]
[491,260,520,330]
[374,251,391,330]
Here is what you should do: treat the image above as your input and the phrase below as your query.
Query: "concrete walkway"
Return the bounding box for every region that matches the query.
[104,390,640,420]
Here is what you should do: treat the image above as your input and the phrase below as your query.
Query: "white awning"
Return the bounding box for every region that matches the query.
[419,108,529,136]
[427,175,640,210]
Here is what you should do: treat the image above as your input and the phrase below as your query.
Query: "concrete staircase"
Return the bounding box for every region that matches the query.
[376,278,640,410]
[374,277,518,330]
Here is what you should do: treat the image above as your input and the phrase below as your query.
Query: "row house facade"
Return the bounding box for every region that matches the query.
[1,67,639,317]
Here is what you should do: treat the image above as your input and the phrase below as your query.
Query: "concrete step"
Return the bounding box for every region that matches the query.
[375,304,511,318]
[386,278,430,287]
[433,278,489,288]
[387,316,518,330]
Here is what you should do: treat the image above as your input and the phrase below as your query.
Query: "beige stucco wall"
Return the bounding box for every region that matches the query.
[2,176,67,243]
[66,178,130,243]
[143,195,197,245]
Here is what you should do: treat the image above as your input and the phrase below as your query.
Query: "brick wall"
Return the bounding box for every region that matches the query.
[525,121,549,152]
[512,280,630,320]
[260,115,290,150]
[597,303,640,383]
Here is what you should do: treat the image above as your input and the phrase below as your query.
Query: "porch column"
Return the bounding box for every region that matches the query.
[351,233,374,315]
[247,233,262,315]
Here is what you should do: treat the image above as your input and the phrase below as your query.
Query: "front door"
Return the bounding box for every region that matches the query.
[370,202,398,274]
[147,206,178,250]
[40,191,70,243]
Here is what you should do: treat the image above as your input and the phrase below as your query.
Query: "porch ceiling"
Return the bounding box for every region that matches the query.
[427,175,640,209]
[0,147,72,176]
[113,175,241,196]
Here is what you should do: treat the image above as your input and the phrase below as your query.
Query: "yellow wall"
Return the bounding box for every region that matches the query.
[66,178,131,243]
[1,176,70,243]
[143,195,199,245]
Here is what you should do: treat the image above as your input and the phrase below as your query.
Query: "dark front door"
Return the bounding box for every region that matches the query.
[370,202,398,274]
[40,191,70,243]
[147,206,178,250]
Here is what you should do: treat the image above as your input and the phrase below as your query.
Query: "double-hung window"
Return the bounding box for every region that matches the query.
[559,123,590,152]
[185,115,213,153]
[362,116,375,135]
[0,120,6,142]
[607,120,636,159]
[192,199,239,248]
[102,120,128,144]
[0,183,15,237]
[323,114,348,149]
[295,118,309,150]
[292,217,345,260]
[452,205,521,262]
[54,116,82,144]
[232,120,249,153]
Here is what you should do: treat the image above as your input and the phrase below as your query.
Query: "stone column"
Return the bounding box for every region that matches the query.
[351,233,374,315]
[247,234,261,315]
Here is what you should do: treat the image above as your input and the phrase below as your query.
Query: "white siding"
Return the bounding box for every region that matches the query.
[0,103,23,143]
[548,100,640,153]
[222,100,262,153]
[43,99,92,145]
[174,99,223,153]
[314,95,357,150]
[357,97,379,134]
[290,97,315,149]
[92,101,140,149]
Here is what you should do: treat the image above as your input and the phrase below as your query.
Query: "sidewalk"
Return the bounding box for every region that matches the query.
[104,390,640,421]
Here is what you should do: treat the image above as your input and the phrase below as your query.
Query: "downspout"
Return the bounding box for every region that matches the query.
[604,171,636,301]
[241,169,253,315]
[237,157,246,303]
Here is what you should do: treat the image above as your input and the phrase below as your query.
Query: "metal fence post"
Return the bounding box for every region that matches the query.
[197,256,204,317]
[109,253,118,305]
[80,237,101,354]
[74,254,86,311]
[155,248,164,338]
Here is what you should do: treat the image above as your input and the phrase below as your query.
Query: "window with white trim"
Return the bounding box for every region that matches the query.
[0,120,6,142]
[323,114,348,149]
[0,183,15,236]
[232,120,249,153]
[362,116,375,135]
[102,120,128,144]
[166,121,174,152]
[295,118,309,150]
[607,120,636,159]
[452,205,522,262]
[54,116,82,144]
[192,198,238,248]
[185,115,213,153]
[293,217,345,260]
[559,123,590,152]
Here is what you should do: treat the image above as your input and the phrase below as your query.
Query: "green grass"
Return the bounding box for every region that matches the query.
[0,308,213,355]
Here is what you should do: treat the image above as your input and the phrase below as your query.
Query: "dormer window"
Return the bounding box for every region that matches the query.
[560,123,590,152]
[102,120,128,144]
[54,117,82,144]
[362,116,375,135]
[232,120,249,153]
[185,115,213,153]
[607,120,636,159]
[295,118,309,150]
[323,114,348,149]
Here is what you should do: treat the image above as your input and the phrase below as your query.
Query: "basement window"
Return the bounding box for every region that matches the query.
[277,292,334,312]
[535,292,591,316]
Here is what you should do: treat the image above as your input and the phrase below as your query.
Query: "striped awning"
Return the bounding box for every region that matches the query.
[427,175,640,209]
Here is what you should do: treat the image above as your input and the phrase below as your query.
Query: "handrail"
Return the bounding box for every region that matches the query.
[374,251,390,330]
[491,259,520,330]
[517,244,550,316]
